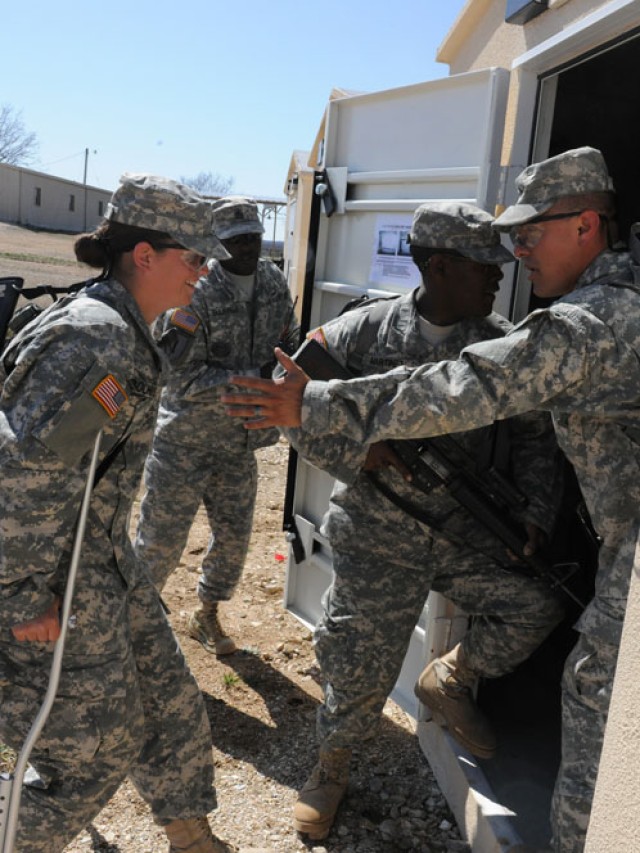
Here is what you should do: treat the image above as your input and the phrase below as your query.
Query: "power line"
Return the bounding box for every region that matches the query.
[41,150,86,168]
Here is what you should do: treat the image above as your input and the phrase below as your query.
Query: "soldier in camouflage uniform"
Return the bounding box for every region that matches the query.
[134,197,297,655]
[0,175,256,853]
[224,147,633,853]
[272,202,565,840]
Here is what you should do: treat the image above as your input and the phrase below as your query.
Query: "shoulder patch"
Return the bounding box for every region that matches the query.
[170,308,200,334]
[306,327,327,349]
[91,374,128,418]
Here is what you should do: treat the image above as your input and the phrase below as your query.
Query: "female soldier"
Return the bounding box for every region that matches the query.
[0,174,242,853]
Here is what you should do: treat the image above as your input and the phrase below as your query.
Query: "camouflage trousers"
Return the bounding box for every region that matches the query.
[135,436,258,601]
[550,632,618,853]
[316,498,565,750]
[0,575,215,852]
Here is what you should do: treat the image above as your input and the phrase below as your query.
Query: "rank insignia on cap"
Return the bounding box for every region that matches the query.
[92,374,128,419]
[170,308,200,334]
[306,327,327,349]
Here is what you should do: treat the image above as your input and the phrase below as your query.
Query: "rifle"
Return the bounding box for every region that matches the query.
[0,278,24,352]
[1,277,88,354]
[294,337,586,608]
[630,222,640,264]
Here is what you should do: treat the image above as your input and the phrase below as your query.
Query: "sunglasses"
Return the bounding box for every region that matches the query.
[154,242,208,272]
[509,211,586,250]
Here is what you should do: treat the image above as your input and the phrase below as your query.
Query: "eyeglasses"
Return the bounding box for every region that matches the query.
[154,242,208,272]
[509,211,586,250]
[180,250,208,271]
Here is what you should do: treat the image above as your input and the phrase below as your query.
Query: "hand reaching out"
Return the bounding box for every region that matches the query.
[222,348,310,428]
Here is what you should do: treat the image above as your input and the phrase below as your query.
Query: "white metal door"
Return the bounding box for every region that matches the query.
[284,67,510,717]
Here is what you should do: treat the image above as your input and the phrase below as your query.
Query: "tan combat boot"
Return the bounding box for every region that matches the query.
[188,602,237,656]
[414,643,497,759]
[164,816,235,852]
[293,747,351,839]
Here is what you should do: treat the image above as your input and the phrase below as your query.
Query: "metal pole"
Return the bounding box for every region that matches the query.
[0,430,103,853]
[272,205,277,256]
[82,148,89,232]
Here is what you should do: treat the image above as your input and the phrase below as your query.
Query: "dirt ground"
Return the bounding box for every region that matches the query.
[0,223,464,853]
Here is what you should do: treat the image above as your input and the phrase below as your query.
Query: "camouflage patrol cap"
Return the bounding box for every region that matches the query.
[494,147,614,228]
[105,173,230,259]
[409,201,514,264]
[210,196,265,240]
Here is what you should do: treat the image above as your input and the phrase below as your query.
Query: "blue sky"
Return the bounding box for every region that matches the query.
[4,1,467,208]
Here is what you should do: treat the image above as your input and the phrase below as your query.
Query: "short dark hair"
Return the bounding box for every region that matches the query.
[554,191,617,244]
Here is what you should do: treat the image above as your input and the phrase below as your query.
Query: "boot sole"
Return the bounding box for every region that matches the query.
[293,815,333,840]
[414,684,496,760]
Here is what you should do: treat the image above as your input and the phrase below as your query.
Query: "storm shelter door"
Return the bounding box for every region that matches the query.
[284,67,510,717]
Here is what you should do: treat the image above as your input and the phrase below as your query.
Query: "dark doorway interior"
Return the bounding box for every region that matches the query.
[547,29,640,243]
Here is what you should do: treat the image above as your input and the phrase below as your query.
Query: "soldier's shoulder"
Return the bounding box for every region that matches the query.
[72,293,129,327]
[259,257,287,282]
[474,311,513,338]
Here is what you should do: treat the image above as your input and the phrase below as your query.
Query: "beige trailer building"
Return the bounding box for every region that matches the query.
[282,2,640,850]
[0,162,111,233]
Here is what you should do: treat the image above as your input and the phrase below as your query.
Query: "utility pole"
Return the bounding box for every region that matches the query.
[82,148,96,232]
[83,148,89,232]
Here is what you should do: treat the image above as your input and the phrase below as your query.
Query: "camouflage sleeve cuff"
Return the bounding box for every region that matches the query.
[0,579,56,632]
[301,381,340,435]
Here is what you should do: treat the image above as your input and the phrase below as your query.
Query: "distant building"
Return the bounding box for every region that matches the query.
[0,162,111,233]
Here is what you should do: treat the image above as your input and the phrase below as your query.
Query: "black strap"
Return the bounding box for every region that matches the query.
[92,431,132,488]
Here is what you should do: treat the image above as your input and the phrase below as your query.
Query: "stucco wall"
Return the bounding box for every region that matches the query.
[438,0,610,75]
[585,551,640,851]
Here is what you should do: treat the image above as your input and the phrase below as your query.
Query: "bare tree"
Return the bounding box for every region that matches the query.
[0,104,39,165]
[180,171,235,197]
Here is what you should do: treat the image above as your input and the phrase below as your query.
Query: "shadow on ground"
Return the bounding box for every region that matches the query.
[202,649,455,852]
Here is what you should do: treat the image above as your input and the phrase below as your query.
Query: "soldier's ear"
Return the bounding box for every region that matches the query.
[132,241,155,271]
[577,211,602,239]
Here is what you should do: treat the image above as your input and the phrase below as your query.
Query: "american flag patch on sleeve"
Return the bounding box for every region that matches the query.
[91,374,128,419]
[170,309,200,334]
